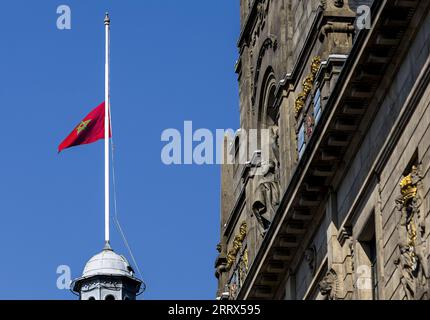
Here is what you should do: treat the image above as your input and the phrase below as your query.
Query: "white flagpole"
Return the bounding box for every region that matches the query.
[104,13,110,245]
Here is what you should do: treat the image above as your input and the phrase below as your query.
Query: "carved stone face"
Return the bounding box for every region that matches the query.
[216,243,222,253]
[319,279,332,295]
[334,0,344,8]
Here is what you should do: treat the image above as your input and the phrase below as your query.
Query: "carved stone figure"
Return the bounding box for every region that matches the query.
[321,0,346,10]
[305,245,317,274]
[215,243,228,279]
[252,126,280,231]
[319,269,338,300]
[394,165,429,299]
[334,0,344,8]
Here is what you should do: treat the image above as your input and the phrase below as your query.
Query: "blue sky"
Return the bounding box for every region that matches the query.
[0,1,239,299]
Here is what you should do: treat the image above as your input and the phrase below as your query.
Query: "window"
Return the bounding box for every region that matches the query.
[314,89,322,123]
[357,213,379,300]
[233,132,244,173]
[368,235,378,300]
[257,71,278,149]
[298,124,306,159]
[359,234,378,299]
[234,135,240,166]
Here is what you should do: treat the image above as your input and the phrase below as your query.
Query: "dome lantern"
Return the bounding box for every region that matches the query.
[71,244,142,300]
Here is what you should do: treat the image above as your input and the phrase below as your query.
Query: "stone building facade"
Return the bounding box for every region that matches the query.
[215,0,430,300]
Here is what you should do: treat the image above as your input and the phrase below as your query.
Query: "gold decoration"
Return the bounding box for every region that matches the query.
[226,222,247,271]
[295,56,321,117]
[399,166,418,201]
[311,56,322,74]
[398,166,421,248]
[394,165,428,299]
[243,248,249,271]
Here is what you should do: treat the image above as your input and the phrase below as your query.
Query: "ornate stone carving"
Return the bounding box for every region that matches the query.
[252,125,280,231]
[256,0,270,33]
[394,165,429,299]
[321,0,346,10]
[226,222,247,271]
[319,269,339,300]
[81,278,121,292]
[250,0,271,49]
[334,0,344,7]
[215,243,228,279]
[295,57,321,118]
[305,245,317,274]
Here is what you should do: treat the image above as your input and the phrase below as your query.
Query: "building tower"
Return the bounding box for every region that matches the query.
[216,0,430,301]
[71,243,143,300]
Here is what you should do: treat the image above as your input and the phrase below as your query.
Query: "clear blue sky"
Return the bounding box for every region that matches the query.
[0,1,239,299]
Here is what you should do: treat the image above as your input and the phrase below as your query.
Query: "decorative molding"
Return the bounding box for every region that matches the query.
[295,56,321,118]
[319,21,355,42]
[80,279,122,293]
[251,35,278,105]
[338,226,352,246]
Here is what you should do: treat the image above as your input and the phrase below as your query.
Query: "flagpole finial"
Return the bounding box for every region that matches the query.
[104,12,110,25]
[103,241,112,251]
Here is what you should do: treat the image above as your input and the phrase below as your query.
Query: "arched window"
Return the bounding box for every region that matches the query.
[257,69,278,149]
[105,294,115,300]
[258,70,277,127]
[234,135,240,161]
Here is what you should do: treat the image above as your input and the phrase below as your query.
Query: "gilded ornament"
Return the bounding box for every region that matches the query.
[295,56,321,117]
[226,222,247,271]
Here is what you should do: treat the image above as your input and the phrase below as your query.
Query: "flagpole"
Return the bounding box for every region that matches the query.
[104,13,110,245]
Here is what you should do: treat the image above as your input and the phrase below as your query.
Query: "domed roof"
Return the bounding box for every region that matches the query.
[82,243,134,278]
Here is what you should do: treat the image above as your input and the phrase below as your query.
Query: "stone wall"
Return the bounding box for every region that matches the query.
[284,4,430,300]
[217,0,430,300]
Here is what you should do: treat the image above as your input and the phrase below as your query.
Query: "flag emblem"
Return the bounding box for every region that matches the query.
[76,120,92,135]
[58,102,111,153]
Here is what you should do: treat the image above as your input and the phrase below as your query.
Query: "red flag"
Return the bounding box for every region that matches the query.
[58,102,111,153]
